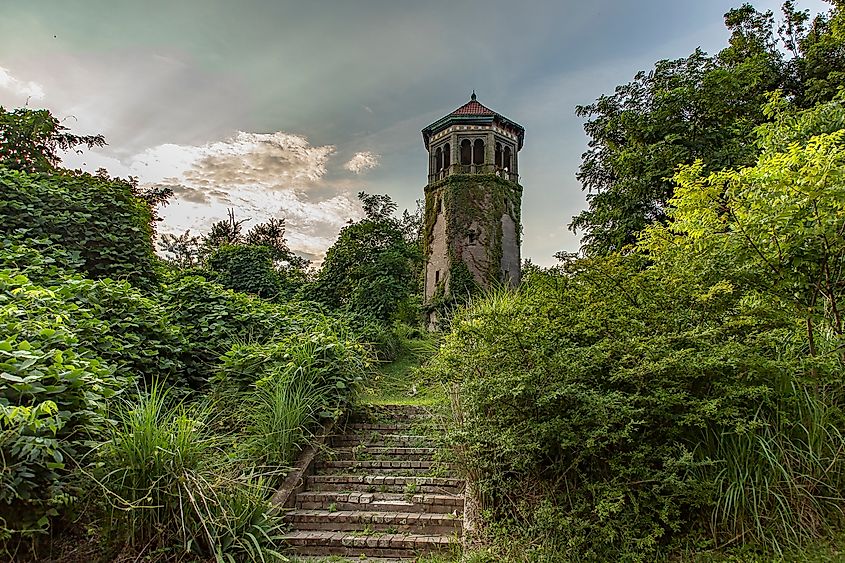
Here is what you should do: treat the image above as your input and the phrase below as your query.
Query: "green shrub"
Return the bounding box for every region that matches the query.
[0,270,120,541]
[216,330,370,409]
[208,244,284,299]
[0,250,186,391]
[429,258,845,560]
[0,168,157,287]
[162,275,380,388]
[0,239,84,285]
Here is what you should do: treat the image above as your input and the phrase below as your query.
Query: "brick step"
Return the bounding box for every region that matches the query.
[315,460,452,475]
[330,447,437,461]
[344,422,415,432]
[282,509,461,535]
[331,434,431,448]
[281,530,454,558]
[306,475,464,495]
[295,491,464,514]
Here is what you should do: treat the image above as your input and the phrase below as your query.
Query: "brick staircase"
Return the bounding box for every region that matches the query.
[281,405,463,560]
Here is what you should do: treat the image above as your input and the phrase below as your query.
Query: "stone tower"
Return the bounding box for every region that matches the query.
[421,92,524,319]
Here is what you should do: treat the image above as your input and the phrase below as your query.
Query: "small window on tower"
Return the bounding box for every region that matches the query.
[435,270,441,284]
[468,230,478,244]
[436,197,442,214]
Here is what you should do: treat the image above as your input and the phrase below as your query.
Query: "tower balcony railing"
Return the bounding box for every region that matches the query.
[428,164,518,184]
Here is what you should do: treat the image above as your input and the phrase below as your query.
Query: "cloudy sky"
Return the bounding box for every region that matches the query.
[0,0,831,265]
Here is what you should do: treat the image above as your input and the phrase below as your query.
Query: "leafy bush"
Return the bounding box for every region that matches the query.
[208,244,284,299]
[0,270,121,540]
[429,259,845,560]
[161,276,322,382]
[216,330,370,407]
[0,168,157,287]
[0,248,186,390]
[0,239,84,285]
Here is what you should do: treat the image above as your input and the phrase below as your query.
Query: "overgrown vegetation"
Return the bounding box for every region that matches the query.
[0,107,416,560]
[430,68,845,563]
[423,174,522,319]
[4,2,845,561]
[425,2,845,561]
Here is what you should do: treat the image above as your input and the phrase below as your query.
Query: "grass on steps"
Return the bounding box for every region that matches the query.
[356,328,443,407]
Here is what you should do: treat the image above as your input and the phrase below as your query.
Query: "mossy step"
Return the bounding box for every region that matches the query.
[330,447,437,462]
[281,530,454,558]
[317,460,435,470]
[306,475,464,495]
[282,509,461,535]
[295,491,463,514]
[331,434,431,448]
[344,423,415,432]
[350,405,433,420]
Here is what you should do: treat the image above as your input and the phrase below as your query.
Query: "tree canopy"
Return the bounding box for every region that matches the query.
[571,2,845,254]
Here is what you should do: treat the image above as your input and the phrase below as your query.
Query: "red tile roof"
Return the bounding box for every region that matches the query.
[450,99,496,116]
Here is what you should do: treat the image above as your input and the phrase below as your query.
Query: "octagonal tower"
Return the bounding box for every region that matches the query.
[421,92,524,318]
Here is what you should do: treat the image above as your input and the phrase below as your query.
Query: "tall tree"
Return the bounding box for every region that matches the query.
[0,107,105,173]
[310,192,421,322]
[570,2,844,255]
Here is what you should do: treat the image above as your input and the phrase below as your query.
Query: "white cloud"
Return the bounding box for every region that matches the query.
[62,130,365,261]
[0,66,45,103]
[343,151,380,174]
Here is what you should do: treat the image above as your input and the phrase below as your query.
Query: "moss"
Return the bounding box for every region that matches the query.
[423,173,521,288]
[422,174,522,323]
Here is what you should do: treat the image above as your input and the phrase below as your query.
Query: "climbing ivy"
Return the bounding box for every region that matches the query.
[423,173,521,291]
[423,174,521,324]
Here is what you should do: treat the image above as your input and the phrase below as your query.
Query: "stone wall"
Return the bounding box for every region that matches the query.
[500,213,521,286]
[423,174,522,303]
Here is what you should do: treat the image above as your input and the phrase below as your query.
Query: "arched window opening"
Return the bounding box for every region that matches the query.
[443,143,451,169]
[460,139,472,165]
[503,146,512,171]
[435,147,443,171]
[473,139,485,166]
[495,143,502,168]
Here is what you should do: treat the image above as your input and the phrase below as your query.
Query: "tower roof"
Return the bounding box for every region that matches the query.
[422,93,524,150]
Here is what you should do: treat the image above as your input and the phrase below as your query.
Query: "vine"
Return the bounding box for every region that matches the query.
[422,173,522,321]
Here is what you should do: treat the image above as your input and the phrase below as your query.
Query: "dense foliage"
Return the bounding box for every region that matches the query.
[0,168,158,287]
[431,86,845,560]
[0,111,398,560]
[572,1,845,254]
[310,192,422,323]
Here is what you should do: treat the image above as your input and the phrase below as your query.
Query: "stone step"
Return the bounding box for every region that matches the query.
[306,474,464,495]
[331,434,431,448]
[281,530,454,558]
[282,509,461,535]
[344,422,414,432]
[315,459,450,475]
[330,446,437,461]
[295,491,464,514]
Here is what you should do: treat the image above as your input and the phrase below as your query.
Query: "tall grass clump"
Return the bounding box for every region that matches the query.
[703,382,845,553]
[96,384,285,561]
[245,369,323,466]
